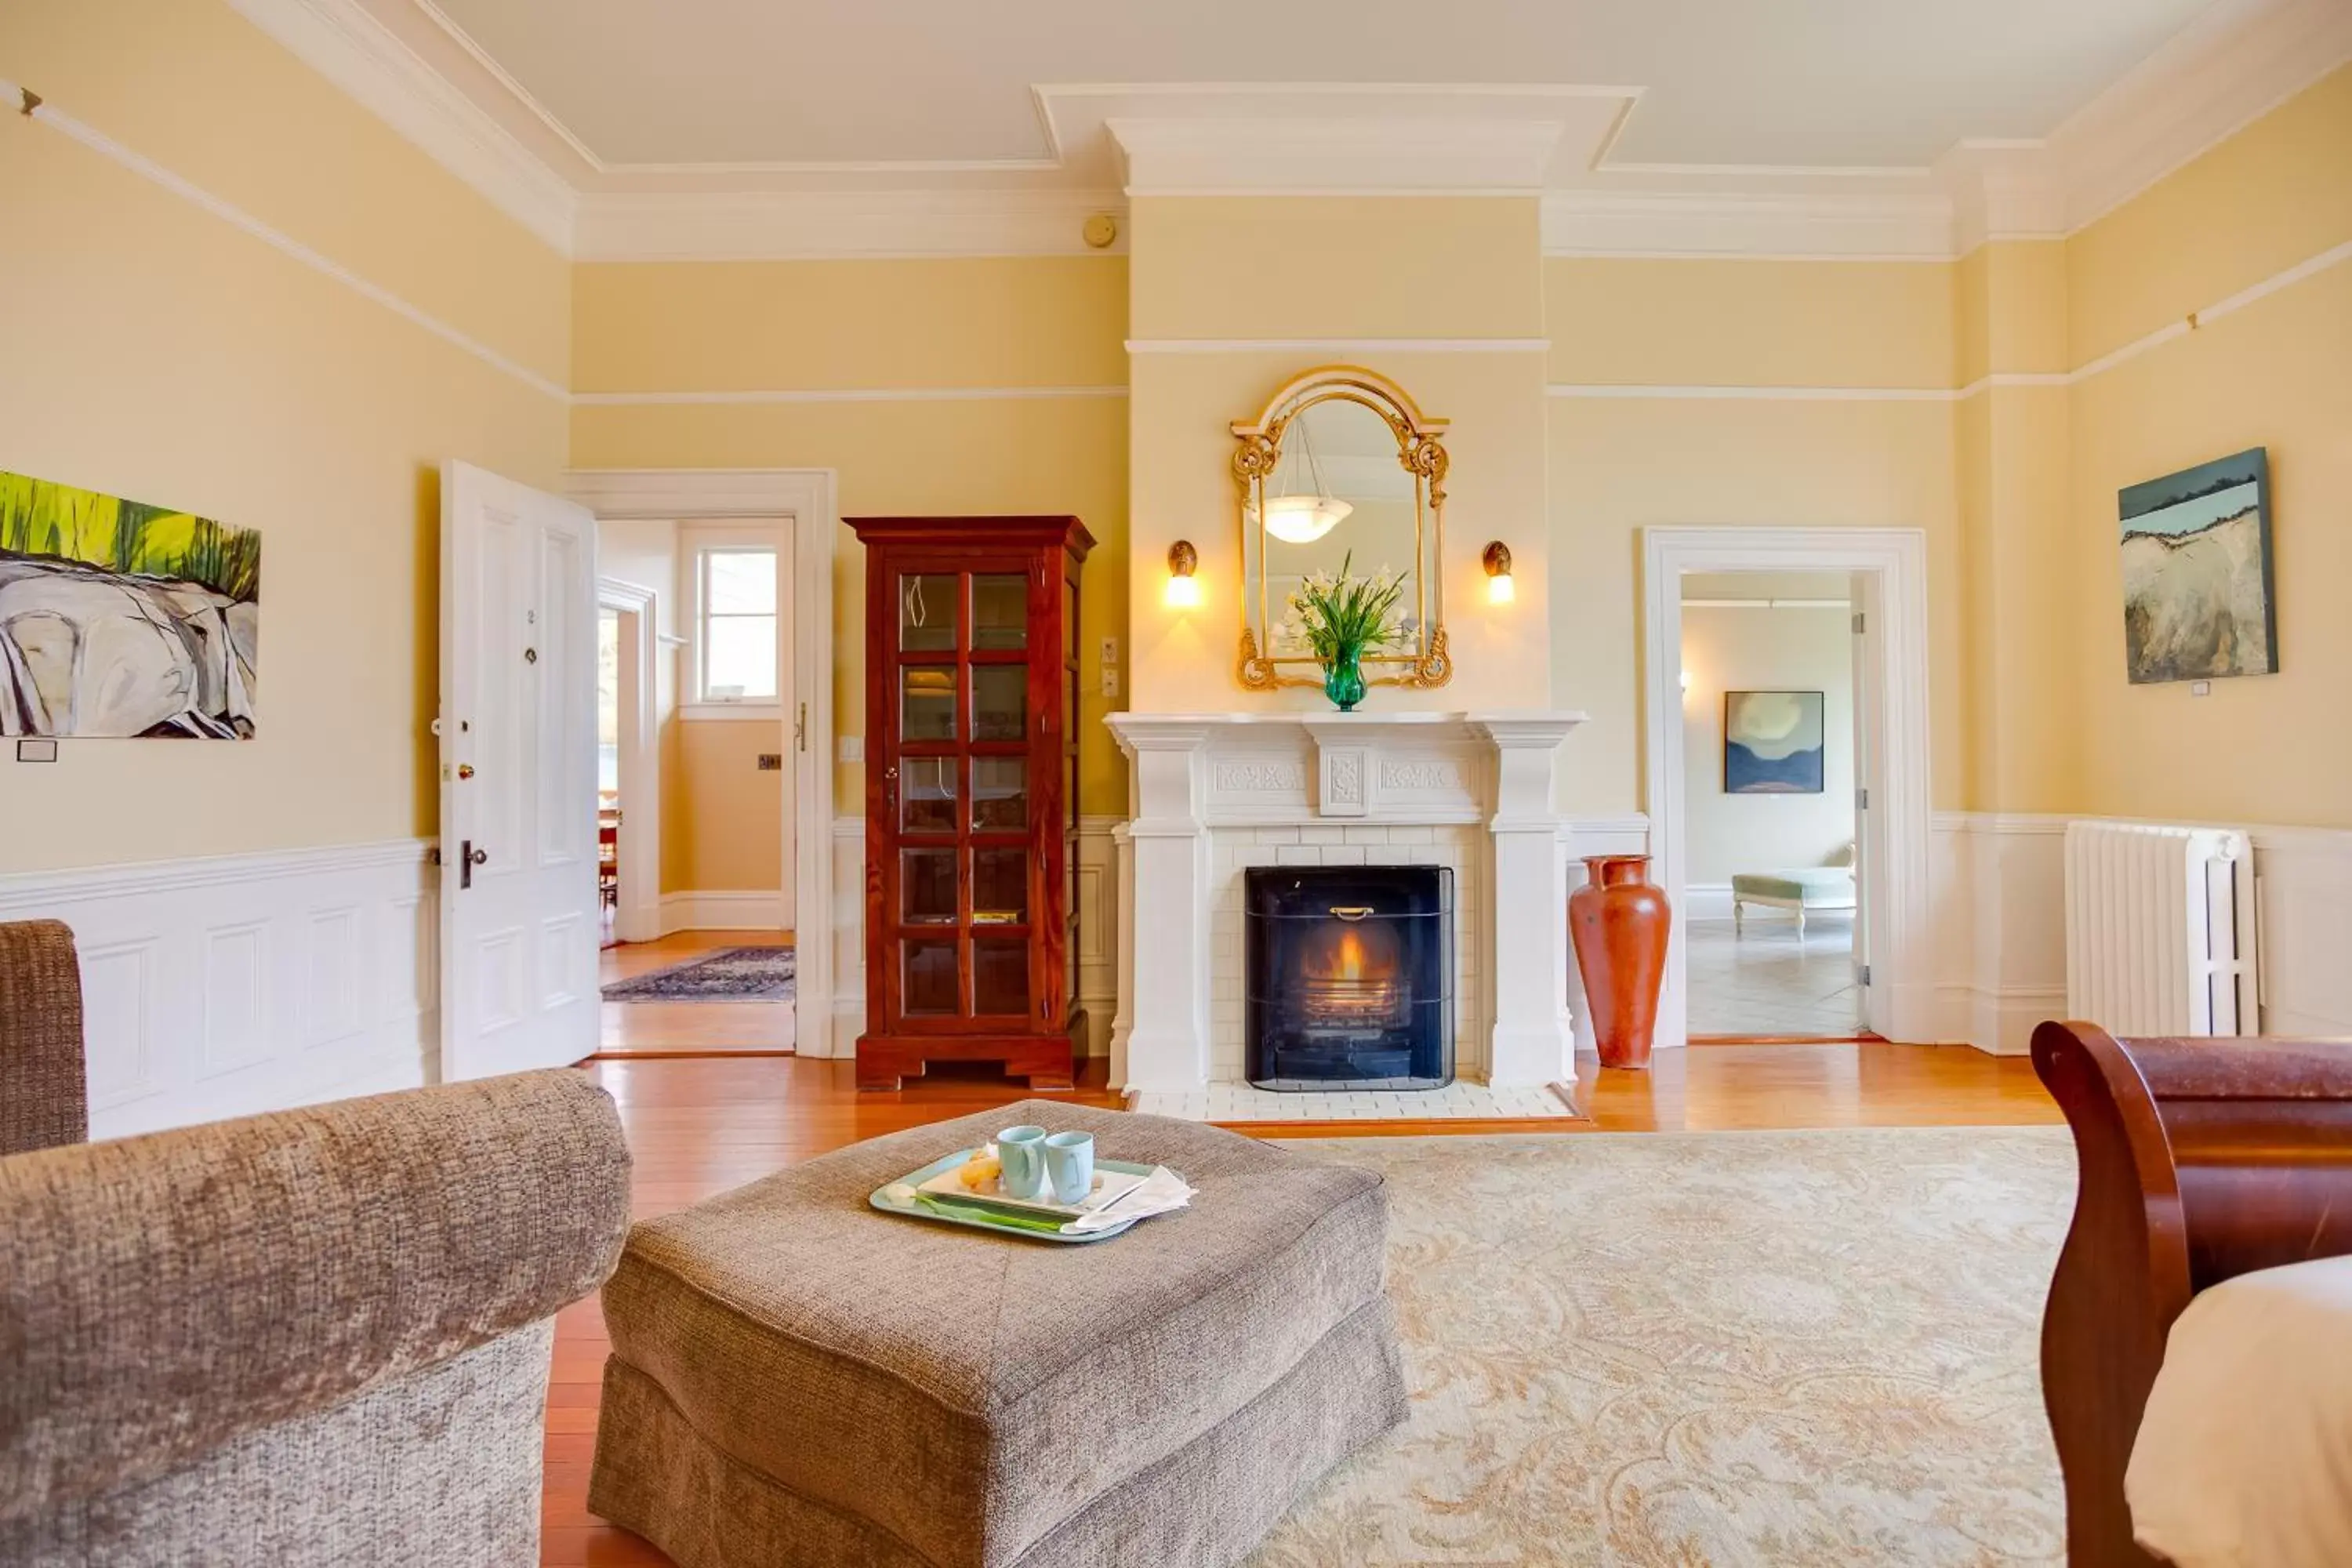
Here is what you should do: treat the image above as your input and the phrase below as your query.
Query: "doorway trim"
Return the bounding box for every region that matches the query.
[1640,525,1933,1049]
[568,468,843,1056]
[596,575,662,944]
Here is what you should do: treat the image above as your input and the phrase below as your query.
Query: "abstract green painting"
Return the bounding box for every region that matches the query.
[0,470,260,738]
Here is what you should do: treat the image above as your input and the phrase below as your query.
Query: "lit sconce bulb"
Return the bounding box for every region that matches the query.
[1165,539,1201,610]
[1481,541,1514,606]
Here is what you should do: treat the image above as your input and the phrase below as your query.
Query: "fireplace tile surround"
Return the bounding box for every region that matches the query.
[1106,711,1588,1095]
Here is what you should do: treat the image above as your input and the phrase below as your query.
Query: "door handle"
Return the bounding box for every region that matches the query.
[459,840,488,889]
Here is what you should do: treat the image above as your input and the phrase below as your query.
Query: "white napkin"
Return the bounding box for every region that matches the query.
[1067,1166,1195,1234]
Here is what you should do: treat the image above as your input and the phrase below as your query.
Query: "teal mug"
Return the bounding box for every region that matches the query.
[1045,1131,1095,1204]
[997,1125,1050,1200]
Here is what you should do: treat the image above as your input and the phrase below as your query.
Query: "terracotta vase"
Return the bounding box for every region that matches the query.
[1569,854,1671,1071]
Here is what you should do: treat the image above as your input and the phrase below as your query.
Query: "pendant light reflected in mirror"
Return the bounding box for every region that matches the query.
[1259,408,1352,545]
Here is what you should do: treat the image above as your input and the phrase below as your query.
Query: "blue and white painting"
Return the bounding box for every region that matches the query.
[2118,448,2276,684]
[1724,691,1824,794]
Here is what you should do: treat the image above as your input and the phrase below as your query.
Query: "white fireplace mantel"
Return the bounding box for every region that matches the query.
[1105,710,1587,1094]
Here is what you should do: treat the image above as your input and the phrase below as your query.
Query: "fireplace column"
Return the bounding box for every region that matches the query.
[1106,720,1214,1092]
[1475,717,1580,1087]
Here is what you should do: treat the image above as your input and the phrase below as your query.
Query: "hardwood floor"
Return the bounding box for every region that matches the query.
[541,996,2059,1566]
[597,929,797,1055]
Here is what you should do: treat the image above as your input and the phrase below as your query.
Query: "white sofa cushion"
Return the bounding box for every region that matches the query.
[2126,1254,2352,1567]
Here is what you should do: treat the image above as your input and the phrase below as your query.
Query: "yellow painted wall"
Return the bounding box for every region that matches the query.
[2060,62,2352,829]
[1552,258,1955,389]
[568,257,1131,818]
[0,0,568,875]
[1548,393,1965,814]
[1131,197,1543,342]
[674,720,786,891]
[1126,197,1554,716]
[1545,257,1966,814]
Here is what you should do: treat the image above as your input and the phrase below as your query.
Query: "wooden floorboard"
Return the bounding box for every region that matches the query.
[546,933,2060,1565]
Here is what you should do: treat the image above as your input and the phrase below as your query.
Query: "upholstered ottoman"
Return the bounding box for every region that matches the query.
[589,1099,1406,1568]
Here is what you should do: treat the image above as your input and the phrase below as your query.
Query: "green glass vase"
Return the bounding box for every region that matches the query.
[1323,644,1368,712]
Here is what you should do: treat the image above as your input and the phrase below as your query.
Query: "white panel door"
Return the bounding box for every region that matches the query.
[439,461,599,1081]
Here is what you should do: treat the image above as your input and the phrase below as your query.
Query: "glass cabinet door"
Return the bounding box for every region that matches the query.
[886,560,1039,1027]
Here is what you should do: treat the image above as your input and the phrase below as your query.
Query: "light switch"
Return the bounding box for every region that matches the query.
[1099,637,1120,666]
[838,735,864,763]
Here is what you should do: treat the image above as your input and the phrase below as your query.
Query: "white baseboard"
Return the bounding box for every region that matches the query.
[1684,883,1734,922]
[659,890,789,935]
[0,840,440,1140]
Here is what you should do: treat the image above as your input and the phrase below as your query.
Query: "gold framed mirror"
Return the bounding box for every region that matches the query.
[1232,367,1452,691]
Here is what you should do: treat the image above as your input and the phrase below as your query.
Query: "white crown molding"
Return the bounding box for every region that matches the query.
[572,187,1127,261]
[2045,0,2352,233]
[223,0,576,253]
[216,2,2348,261]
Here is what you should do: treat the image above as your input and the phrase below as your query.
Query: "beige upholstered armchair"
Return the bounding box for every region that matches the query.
[0,920,633,1566]
[0,919,87,1156]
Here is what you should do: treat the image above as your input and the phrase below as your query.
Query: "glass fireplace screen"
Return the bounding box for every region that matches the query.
[1244,865,1454,1091]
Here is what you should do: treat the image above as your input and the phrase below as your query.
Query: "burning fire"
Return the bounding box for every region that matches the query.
[1304,927,1389,983]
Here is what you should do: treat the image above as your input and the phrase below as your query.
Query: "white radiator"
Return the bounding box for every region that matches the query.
[2064,821,2259,1036]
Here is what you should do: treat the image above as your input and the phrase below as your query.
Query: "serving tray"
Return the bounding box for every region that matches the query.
[869,1147,1170,1243]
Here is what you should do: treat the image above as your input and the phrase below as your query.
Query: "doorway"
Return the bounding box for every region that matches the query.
[1641,527,1933,1051]
[568,470,840,1058]
[1677,572,1867,1039]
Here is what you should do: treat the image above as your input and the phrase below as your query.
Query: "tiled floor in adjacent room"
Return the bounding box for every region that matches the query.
[1686,912,1864,1036]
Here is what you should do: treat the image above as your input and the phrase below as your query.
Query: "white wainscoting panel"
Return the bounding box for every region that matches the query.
[1931,813,2352,1053]
[2246,826,2352,1039]
[0,840,440,1139]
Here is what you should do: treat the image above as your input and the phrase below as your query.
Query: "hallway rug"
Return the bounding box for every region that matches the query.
[1249,1126,2075,1566]
[601,946,796,1003]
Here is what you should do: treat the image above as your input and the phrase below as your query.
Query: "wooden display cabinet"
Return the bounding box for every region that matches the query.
[847,515,1094,1091]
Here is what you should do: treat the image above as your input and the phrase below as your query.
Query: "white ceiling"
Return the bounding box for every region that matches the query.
[277,0,2341,256]
[413,0,2211,173]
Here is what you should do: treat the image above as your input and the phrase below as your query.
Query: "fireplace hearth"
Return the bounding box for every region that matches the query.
[1246,866,1454,1091]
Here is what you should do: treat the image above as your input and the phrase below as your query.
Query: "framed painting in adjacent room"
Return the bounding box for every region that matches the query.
[1723,689,1825,794]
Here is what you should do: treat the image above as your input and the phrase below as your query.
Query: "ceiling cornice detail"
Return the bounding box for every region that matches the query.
[227,0,2351,261]
[223,0,576,252]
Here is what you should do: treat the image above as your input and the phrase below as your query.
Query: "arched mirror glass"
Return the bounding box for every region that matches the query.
[1233,368,1451,690]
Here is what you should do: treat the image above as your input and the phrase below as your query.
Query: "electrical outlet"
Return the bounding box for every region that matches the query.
[1101,668,1120,698]
[1099,637,1120,666]
[2190,681,2212,697]
[757,753,782,771]
[838,735,864,764]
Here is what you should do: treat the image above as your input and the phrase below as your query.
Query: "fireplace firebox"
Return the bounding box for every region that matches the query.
[1245,866,1454,1091]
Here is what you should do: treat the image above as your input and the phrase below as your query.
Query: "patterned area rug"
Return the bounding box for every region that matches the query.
[1250,1126,2075,1566]
[600,946,796,1003]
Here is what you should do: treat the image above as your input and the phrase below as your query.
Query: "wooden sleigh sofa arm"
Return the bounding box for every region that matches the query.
[2031,1021,2352,1567]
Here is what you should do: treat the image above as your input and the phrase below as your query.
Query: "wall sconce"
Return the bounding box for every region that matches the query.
[1165,540,1201,609]
[1482,541,1515,605]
